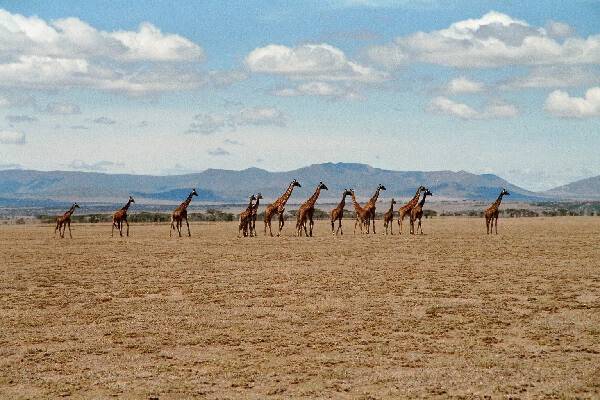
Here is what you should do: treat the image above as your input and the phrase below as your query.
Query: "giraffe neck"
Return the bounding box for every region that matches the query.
[245,197,254,211]
[368,188,381,206]
[276,182,296,207]
[388,201,395,214]
[338,193,348,210]
[122,200,133,211]
[409,190,421,206]
[65,205,76,217]
[351,193,363,212]
[181,192,195,209]
[252,197,260,211]
[306,186,322,208]
[493,193,504,209]
[419,194,429,207]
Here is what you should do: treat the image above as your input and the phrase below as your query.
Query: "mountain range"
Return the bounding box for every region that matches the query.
[0,163,597,206]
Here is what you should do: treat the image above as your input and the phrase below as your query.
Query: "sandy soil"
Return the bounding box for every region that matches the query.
[1,217,599,399]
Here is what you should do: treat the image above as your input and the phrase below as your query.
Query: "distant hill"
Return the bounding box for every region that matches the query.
[544,175,600,200]
[0,163,548,205]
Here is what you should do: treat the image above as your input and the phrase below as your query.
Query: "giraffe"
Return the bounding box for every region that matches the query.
[263,179,301,237]
[410,189,433,235]
[350,189,371,234]
[112,196,134,237]
[363,184,386,234]
[54,203,80,238]
[249,192,263,237]
[330,189,353,236]
[296,182,328,237]
[237,194,256,238]
[382,198,396,235]
[485,188,510,235]
[397,186,427,234]
[170,189,198,237]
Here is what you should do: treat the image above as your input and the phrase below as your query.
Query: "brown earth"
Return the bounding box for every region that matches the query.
[1,217,599,399]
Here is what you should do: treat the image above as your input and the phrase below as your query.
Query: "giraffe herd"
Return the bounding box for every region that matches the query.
[53,182,511,239]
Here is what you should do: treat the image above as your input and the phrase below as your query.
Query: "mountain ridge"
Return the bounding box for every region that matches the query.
[1,162,591,205]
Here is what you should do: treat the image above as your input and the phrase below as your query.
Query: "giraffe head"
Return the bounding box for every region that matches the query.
[249,194,257,201]
[191,188,198,197]
[391,198,396,205]
[500,188,510,196]
[378,184,386,191]
[318,181,328,191]
[292,179,301,188]
[418,185,427,192]
[129,196,135,203]
[73,203,80,209]
[424,189,433,197]
[255,192,263,200]
[343,189,352,197]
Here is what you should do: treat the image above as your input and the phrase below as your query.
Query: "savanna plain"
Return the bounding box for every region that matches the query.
[1,217,599,399]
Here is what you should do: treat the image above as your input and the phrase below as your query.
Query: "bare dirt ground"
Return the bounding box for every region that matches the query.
[1,217,599,399]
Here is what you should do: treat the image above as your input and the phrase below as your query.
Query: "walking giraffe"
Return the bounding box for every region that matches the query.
[249,193,263,237]
[170,189,198,237]
[54,203,80,238]
[398,186,427,234]
[238,194,256,238]
[350,189,371,234]
[263,179,301,237]
[296,182,328,237]
[330,189,353,235]
[410,189,432,235]
[382,198,396,235]
[485,188,510,234]
[112,196,134,237]
[363,184,386,234]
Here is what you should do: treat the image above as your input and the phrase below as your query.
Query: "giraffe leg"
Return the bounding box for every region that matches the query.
[372,215,376,234]
[495,217,498,235]
[338,219,343,235]
[68,221,72,238]
[119,221,123,237]
[170,217,175,237]
[277,213,285,237]
[111,220,115,237]
[125,219,129,237]
[177,220,182,237]
[390,220,394,235]
[418,218,423,235]
[185,217,191,237]
[331,220,335,235]
[54,221,59,238]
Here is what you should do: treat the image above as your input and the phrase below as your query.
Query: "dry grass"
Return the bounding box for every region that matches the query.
[1,217,599,399]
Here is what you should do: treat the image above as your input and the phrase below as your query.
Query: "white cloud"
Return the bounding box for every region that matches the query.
[237,107,286,126]
[446,77,484,94]
[545,87,600,118]
[68,160,125,172]
[6,114,37,123]
[186,107,286,135]
[367,11,600,68]
[428,96,518,119]
[545,20,574,38]
[273,81,362,100]
[207,147,231,156]
[45,102,80,115]
[0,10,203,62]
[0,130,26,144]
[502,66,600,89]
[0,9,214,94]
[246,43,387,82]
[93,116,116,125]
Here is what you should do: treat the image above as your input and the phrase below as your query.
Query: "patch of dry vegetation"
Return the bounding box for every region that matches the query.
[1,217,599,398]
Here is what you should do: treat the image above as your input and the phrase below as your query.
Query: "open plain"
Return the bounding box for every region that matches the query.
[1,217,599,399]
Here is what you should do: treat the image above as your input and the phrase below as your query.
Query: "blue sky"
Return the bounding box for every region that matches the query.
[0,1,599,190]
